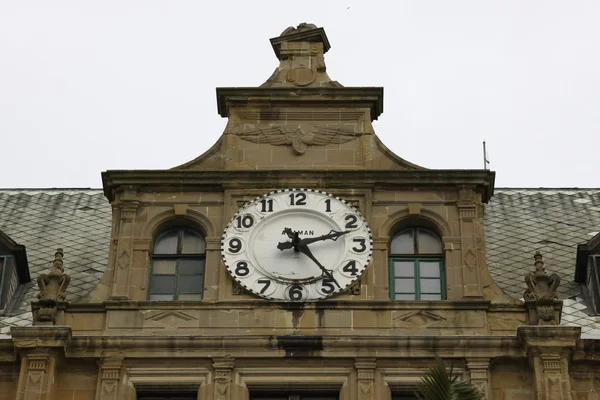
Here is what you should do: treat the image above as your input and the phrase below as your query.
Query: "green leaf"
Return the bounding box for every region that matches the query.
[415,358,481,400]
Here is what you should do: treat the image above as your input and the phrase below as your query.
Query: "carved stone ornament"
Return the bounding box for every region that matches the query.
[236,125,361,155]
[35,248,70,324]
[523,251,561,325]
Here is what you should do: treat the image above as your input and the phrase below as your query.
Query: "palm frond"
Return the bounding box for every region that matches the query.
[415,358,481,400]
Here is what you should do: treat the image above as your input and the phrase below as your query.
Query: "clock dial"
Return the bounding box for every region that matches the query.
[221,189,373,301]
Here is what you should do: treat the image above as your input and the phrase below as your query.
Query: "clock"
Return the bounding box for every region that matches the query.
[221,189,373,301]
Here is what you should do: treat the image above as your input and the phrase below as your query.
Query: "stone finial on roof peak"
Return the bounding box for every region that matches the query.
[263,24,340,88]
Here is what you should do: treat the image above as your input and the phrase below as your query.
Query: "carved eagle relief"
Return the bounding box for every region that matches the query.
[236,125,362,155]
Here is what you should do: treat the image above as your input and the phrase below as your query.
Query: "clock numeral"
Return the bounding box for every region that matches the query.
[288,285,304,301]
[259,198,274,212]
[345,214,358,229]
[257,279,271,294]
[236,214,254,229]
[228,238,242,253]
[235,261,250,277]
[324,199,332,212]
[289,192,307,206]
[352,238,367,253]
[320,279,335,294]
[342,260,359,276]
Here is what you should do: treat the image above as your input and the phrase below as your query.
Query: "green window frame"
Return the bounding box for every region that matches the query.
[149,228,206,301]
[389,227,446,301]
[389,257,445,300]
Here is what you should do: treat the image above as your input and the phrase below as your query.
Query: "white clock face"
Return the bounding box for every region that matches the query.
[221,189,373,301]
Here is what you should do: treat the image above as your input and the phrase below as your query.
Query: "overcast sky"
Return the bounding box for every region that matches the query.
[1,1,598,188]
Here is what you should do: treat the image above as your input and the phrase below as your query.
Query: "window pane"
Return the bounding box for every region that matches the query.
[390,230,414,254]
[420,294,442,300]
[179,259,205,275]
[395,293,416,300]
[152,259,176,274]
[420,278,441,294]
[417,229,442,254]
[149,294,174,301]
[419,261,441,278]
[395,278,415,293]
[182,230,205,254]
[178,274,203,294]
[154,230,178,254]
[150,275,176,294]
[394,261,414,277]
[178,294,203,301]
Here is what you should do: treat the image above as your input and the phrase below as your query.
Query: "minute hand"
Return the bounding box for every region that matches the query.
[299,230,350,246]
[297,243,341,288]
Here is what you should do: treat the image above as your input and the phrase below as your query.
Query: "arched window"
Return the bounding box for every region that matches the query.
[389,227,445,300]
[149,228,206,301]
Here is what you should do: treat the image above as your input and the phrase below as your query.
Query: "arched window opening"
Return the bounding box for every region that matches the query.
[149,228,206,301]
[389,227,445,301]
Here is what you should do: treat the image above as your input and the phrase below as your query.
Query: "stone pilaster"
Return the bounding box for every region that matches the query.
[518,326,580,400]
[95,357,123,400]
[16,351,58,400]
[458,187,482,298]
[111,196,139,299]
[355,358,377,400]
[466,358,491,399]
[12,326,71,400]
[213,357,235,400]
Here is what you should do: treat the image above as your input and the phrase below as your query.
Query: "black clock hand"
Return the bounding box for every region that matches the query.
[277,227,300,251]
[299,230,350,246]
[296,243,341,289]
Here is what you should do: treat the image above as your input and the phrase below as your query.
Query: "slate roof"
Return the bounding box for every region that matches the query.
[0,188,599,337]
[0,190,111,333]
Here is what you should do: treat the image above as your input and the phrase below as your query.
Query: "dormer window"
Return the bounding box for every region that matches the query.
[0,230,30,313]
[575,232,600,315]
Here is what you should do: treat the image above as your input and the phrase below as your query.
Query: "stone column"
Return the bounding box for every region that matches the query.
[466,358,491,399]
[95,357,123,400]
[213,357,235,400]
[15,351,58,400]
[355,358,377,400]
[518,326,580,400]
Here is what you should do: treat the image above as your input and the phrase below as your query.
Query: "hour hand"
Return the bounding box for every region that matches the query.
[277,241,294,251]
[300,230,350,246]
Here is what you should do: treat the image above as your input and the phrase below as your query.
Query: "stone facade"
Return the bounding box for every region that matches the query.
[1,23,599,400]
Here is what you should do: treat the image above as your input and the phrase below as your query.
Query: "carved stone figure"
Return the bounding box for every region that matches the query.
[35,248,71,323]
[523,251,561,325]
[236,125,361,155]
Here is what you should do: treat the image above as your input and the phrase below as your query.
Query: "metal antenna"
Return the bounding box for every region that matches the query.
[483,141,490,170]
